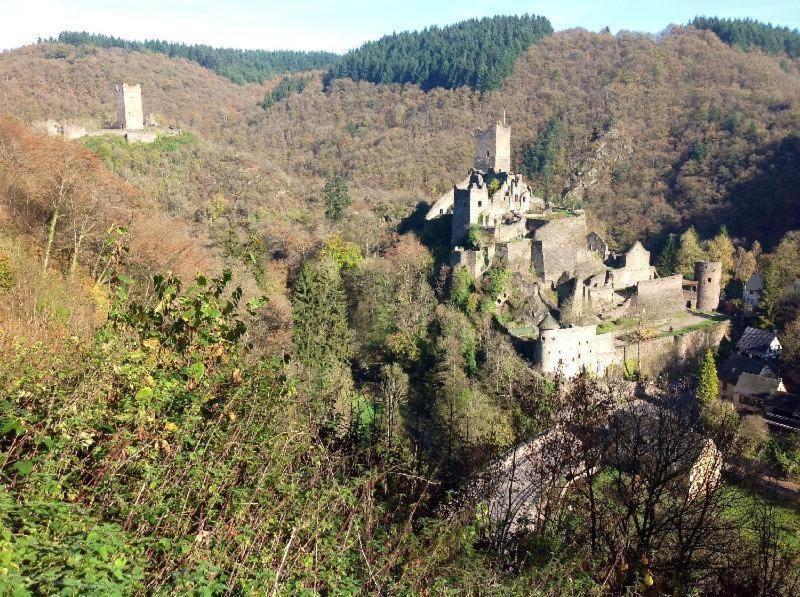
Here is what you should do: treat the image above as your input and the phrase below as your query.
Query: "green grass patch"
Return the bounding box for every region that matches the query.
[656,314,727,338]
[82,132,199,170]
[597,317,639,335]
[722,482,800,550]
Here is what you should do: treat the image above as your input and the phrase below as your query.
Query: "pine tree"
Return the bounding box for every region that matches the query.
[757,263,783,329]
[656,234,678,276]
[677,226,706,278]
[292,257,353,367]
[322,172,352,222]
[697,349,718,406]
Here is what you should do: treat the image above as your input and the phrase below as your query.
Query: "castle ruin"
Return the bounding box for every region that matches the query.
[427,116,728,378]
[115,83,144,131]
[35,82,165,144]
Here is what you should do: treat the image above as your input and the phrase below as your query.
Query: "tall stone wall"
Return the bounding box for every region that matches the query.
[616,320,730,377]
[451,184,488,247]
[537,324,614,377]
[529,214,593,283]
[115,83,144,131]
[632,275,686,321]
[497,239,532,273]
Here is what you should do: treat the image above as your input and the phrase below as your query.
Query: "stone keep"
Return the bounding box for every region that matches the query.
[694,261,722,311]
[115,83,144,131]
[474,119,511,173]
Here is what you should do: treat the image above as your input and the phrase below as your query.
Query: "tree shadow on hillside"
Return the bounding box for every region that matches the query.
[397,201,452,271]
[710,135,800,249]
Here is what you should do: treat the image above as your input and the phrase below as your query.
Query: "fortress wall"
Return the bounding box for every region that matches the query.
[494,218,527,242]
[538,325,614,377]
[616,320,730,377]
[498,239,532,273]
[632,275,686,321]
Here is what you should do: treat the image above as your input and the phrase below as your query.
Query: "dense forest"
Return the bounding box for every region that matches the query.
[692,16,800,58]
[52,31,339,84]
[323,14,553,91]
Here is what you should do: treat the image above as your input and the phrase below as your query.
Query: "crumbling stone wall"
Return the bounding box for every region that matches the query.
[631,275,686,321]
[529,214,598,283]
[537,324,614,377]
[497,239,532,273]
[451,245,495,278]
[609,242,655,289]
[587,231,609,260]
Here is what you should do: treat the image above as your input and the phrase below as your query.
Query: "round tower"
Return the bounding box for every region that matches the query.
[694,261,722,311]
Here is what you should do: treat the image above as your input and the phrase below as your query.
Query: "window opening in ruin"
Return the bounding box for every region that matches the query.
[478,201,482,207]
[686,301,692,308]
[486,151,490,157]
[708,277,712,282]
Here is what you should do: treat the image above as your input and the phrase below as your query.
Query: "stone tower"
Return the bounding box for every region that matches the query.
[115,83,144,131]
[451,175,489,247]
[694,261,722,311]
[474,114,511,173]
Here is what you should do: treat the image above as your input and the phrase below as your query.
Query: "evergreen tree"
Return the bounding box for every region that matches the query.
[322,172,352,221]
[323,14,552,92]
[757,263,783,329]
[292,257,353,367]
[677,226,706,278]
[656,234,679,276]
[521,118,566,200]
[697,349,719,406]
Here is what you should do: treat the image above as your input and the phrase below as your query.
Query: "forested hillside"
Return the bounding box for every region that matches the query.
[692,16,800,58]
[323,14,553,91]
[3,26,799,253]
[54,31,339,84]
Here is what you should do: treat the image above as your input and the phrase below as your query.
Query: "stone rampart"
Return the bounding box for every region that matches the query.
[632,275,686,321]
[615,319,730,377]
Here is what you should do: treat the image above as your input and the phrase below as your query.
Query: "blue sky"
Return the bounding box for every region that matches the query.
[1,0,798,52]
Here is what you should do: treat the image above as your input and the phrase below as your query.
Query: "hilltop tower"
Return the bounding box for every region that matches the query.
[115,83,144,131]
[474,113,511,172]
[694,261,722,311]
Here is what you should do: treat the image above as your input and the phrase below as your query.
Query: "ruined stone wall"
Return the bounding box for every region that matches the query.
[529,214,592,283]
[451,184,488,247]
[537,324,614,377]
[497,239,532,272]
[493,218,527,243]
[615,320,730,377]
[609,242,655,289]
[631,275,686,321]
[587,231,609,260]
[451,245,495,278]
